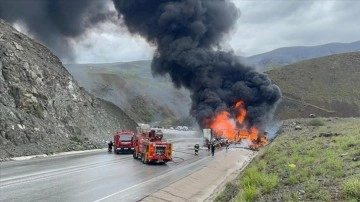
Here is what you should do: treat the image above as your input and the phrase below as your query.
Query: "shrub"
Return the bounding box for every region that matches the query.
[31,104,44,119]
[342,177,360,199]
[69,135,82,143]
[243,184,257,201]
[307,119,325,126]
[240,167,279,199]
[261,174,279,193]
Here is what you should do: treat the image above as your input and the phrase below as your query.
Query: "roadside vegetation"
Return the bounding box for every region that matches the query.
[215,117,360,202]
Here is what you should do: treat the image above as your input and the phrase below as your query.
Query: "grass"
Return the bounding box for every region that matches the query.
[307,118,325,126]
[215,118,360,202]
[342,176,360,200]
[215,182,240,202]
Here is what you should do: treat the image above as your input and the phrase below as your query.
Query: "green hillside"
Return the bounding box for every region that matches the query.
[216,117,360,201]
[267,52,360,119]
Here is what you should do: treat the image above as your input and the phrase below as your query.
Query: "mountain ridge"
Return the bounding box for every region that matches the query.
[243,40,360,71]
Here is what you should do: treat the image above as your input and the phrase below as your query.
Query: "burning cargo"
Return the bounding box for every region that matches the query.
[114,0,281,147]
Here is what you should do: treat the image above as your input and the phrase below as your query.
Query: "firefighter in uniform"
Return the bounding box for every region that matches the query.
[108,141,113,152]
[211,142,215,156]
[194,144,200,155]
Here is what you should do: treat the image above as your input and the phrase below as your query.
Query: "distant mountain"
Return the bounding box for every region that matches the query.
[267,52,360,119]
[242,41,360,71]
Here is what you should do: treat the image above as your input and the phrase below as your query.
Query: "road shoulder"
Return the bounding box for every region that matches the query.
[142,148,257,202]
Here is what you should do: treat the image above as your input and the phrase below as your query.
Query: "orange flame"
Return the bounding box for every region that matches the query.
[209,111,237,140]
[235,100,246,123]
[205,100,268,149]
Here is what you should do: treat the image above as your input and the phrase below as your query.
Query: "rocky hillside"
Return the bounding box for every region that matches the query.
[268,52,360,119]
[0,19,138,159]
[65,62,192,125]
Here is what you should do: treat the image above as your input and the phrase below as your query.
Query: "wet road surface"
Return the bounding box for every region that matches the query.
[0,130,211,202]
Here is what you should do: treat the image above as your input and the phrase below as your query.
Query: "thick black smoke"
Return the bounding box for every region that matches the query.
[0,0,281,129]
[113,0,281,129]
[0,0,115,62]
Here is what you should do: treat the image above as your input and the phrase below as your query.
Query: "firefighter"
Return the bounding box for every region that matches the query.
[211,142,215,156]
[207,141,211,151]
[108,140,113,152]
[194,144,200,156]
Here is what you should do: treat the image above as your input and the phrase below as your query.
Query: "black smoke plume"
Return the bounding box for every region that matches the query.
[0,0,281,129]
[0,0,115,62]
[113,0,281,129]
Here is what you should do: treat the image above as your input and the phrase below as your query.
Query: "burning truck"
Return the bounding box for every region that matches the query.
[203,100,269,150]
[114,0,282,151]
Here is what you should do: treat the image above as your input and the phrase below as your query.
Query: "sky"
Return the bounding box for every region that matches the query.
[9,0,360,64]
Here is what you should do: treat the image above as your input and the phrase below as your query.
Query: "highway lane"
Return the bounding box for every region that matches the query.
[0,130,209,202]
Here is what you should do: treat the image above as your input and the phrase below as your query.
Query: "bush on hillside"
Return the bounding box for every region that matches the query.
[307,118,325,126]
[342,177,360,200]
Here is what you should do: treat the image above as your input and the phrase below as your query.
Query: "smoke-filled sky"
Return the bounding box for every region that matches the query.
[111,0,281,129]
[0,0,283,128]
[0,0,359,63]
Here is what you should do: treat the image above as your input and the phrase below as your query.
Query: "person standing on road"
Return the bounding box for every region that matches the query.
[108,141,113,152]
[194,144,200,156]
[211,143,215,156]
[225,139,229,152]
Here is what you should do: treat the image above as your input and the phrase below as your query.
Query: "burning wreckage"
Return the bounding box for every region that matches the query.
[113,1,281,150]
[114,0,281,150]
[204,101,270,151]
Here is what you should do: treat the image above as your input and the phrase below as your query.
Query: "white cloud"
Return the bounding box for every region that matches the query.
[72,26,154,63]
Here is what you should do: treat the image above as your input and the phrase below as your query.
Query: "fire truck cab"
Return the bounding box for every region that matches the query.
[132,126,172,164]
[113,130,135,154]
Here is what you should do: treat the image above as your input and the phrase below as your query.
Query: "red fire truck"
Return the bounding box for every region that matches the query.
[113,130,135,154]
[132,126,173,164]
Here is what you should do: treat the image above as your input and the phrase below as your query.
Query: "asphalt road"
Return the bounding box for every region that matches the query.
[0,130,208,202]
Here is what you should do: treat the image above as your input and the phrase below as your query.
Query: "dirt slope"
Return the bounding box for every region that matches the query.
[268,52,360,119]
